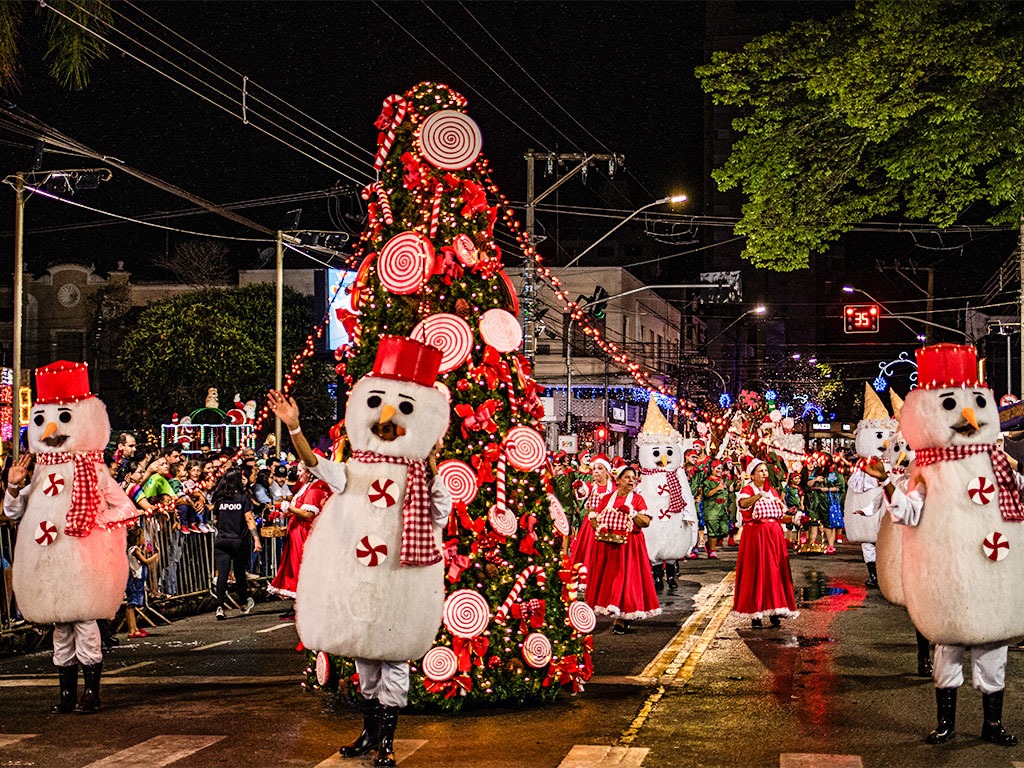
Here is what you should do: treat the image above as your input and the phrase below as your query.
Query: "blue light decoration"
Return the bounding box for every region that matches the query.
[875,351,919,392]
[719,392,732,409]
[765,389,777,402]
[543,385,678,411]
[873,374,888,393]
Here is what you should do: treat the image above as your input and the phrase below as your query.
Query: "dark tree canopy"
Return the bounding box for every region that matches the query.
[697,0,1024,271]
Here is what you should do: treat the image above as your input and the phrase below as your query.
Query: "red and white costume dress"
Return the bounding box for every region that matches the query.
[569,478,615,574]
[585,491,662,620]
[732,484,799,620]
[268,479,330,598]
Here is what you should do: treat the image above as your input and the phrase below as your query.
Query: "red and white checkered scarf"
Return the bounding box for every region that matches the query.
[639,467,687,513]
[915,444,1024,522]
[351,450,441,567]
[35,450,105,537]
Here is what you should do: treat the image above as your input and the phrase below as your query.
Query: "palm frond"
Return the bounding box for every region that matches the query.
[45,0,110,90]
[0,1,24,92]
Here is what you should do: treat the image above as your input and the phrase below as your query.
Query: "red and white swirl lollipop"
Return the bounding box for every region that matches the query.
[411,313,473,374]
[419,110,483,170]
[421,646,459,682]
[378,231,434,295]
[315,651,331,686]
[522,632,553,669]
[504,426,546,471]
[479,309,523,353]
[443,589,491,638]
[488,504,518,538]
[548,493,570,537]
[452,234,479,267]
[567,601,597,634]
[437,459,478,506]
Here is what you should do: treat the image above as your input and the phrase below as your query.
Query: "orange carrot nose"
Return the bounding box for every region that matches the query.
[42,421,58,440]
[379,404,396,424]
[962,407,979,429]
[883,439,889,449]
[897,451,908,466]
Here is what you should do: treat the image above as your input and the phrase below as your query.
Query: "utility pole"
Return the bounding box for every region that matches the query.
[1019,211,1024,396]
[11,173,23,460]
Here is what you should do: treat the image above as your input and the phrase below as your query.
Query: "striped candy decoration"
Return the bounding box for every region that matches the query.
[429,182,444,237]
[362,182,394,226]
[495,565,547,624]
[374,95,408,170]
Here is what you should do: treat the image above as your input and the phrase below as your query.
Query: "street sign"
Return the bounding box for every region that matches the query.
[689,355,710,366]
[844,304,880,333]
[558,435,578,453]
[1000,394,1019,407]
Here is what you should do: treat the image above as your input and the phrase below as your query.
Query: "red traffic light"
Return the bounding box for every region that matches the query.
[594,425,608,441]
[844,304,880,334]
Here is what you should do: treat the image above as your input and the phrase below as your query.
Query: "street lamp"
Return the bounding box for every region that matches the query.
[704,305,767,348]
[559,195,687,272]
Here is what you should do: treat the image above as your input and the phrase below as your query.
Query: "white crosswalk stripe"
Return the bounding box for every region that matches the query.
[312,739,426,766]
[780,754,863,768]
[558,745,649,767]
[0,734,39,748]
[82,735,224,768]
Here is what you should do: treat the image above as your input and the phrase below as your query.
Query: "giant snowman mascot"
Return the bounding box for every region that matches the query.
[873,344,1023,747]
[268,336,452,768]
[3,361,137,714]
[845,383,897,588]
[637,395,697,591]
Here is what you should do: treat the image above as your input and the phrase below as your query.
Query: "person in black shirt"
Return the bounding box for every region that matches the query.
[210,469,262,619]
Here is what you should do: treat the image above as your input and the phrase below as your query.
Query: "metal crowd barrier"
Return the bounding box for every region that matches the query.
[0,520,16,633]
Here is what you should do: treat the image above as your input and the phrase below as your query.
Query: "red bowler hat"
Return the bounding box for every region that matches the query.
[370,335,442,387]
[35,360,94,405]
[915,343,983,390]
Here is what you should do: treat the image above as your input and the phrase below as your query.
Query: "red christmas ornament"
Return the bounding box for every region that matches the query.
[455,379,470,392]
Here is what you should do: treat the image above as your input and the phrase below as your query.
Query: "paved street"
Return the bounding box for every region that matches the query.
[2,547,1024,768]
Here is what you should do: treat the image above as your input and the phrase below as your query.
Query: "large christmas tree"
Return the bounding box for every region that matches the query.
[307,82,593,711]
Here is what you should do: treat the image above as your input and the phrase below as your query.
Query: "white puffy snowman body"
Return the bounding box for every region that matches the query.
[877,431,914,606]
[637,431,698,562]
[13,398,130,624]
[295,374,450,661]
[900,385,1024,645]
[844,418,895,543]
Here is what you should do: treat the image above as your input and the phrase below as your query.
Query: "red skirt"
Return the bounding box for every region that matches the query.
[268,518,312,598]
[732,520,799,619]
[585,531,661,621]
[570,519,597,573]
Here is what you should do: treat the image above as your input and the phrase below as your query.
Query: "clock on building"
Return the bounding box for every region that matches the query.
[57,283,81,308]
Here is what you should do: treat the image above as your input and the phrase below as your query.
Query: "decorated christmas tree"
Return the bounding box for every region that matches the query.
[307,82,593,710]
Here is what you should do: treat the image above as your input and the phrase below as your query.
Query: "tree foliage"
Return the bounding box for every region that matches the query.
[117,283,334,436]
[696,0,1024,271]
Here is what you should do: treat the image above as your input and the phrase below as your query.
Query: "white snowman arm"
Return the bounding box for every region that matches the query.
[2,484,28,521]
[847,468,880,494]
[886,485,924,527]
[430,476,453,527]
[304,458,347,494]
[97,469,140,525]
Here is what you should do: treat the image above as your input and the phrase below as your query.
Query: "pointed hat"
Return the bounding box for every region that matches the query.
[642,393,673,437]
[862,382,889,421]
[889,389,905,420]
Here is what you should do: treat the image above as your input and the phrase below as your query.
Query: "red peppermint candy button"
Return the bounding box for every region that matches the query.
[368,478,397,508]
[983,531,1010,562]
[35,520,58,546]
[42,473,65,497]
[355,534,388,567]
[968,476,995,506]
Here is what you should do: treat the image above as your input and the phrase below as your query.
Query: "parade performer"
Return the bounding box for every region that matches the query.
[636,397,697,591]
[732,458,801,629]
[268,336,452,768]
[2,361,138,713]
[585,465,661,634]
[844,384,897,587]
[878,344,1020,746]
[701,461,736,557]
[569,454,615,576]
[266,464,331,600]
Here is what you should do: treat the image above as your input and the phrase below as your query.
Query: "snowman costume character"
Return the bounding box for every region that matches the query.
[268,336,452,768]
[2,361,137,714]
[873,391,932,678]
[636,397,697,592]
[844,383,897,588]
[883,344,1023,747]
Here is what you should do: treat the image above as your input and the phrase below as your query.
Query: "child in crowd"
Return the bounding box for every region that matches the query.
[125,525,159,639]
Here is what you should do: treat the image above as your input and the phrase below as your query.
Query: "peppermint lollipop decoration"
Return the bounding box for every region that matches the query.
[422,646,459,682]
[419,110,483,170]
[437,459,479,506]
[411,313,474,374]
[443,589,491,638]
[567,601,597,634]
[504,426,546,471]
[479,308,523,353]
[522,632,553,669]
[378,231,434,295]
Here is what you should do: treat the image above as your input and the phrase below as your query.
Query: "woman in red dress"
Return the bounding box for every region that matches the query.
[586,466,662,635]
[733,459,800,628]
[569,455,615,576]
[267,465,330,609]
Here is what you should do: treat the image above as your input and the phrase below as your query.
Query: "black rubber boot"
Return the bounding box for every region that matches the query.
[916,630,932,678]
[652,564,664,592]
[981,690,1018,746]
[74,663,102,713]
[926,687,956,744]
[374,705,399,768]
[339,697,381,757]
[665,561,679,592]
[50,664,78,714]
[865,561,879,588]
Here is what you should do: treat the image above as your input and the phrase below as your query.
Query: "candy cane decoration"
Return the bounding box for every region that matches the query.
[495,565,547,624]
[429,181,444,237]
[374,95,408,169]
[362,182,394,226]
[496,455,508,516]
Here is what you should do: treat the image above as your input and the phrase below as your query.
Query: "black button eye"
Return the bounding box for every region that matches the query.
[876,432,884,439]
[942,397,957,411]
[59,412,72,424]
[367,395,381,408]
[666,449,673,456]
[33,413,44,426]
[399,401,414,415]
[976,395,987,409]
[653,449,660,457]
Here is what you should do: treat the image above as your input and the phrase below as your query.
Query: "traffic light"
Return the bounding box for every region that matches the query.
[589,286,609,320]
[844,304,880,334]
[594,425,609,442]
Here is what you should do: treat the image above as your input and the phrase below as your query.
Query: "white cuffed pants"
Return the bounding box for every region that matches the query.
[861,542,876,564]
[52,621,103,667]
[354,658,410,708]
[933,642,1007,694]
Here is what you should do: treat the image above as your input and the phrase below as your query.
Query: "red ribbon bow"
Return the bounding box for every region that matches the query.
[471,347,513,390]
[446,501,486,538]
[470,442,502,485]
[518,512,539,555]
[542,655,586,692]
[424,674,473,699]
[452,635,490,672]
[510,599,546,634]
[454,399,502,439]
[432,246,464,286]
[460,179,488,218]
[400,151,423,190]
